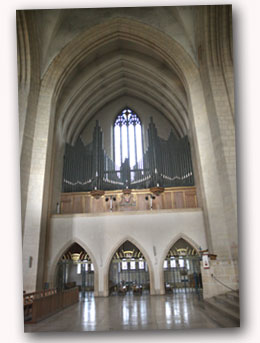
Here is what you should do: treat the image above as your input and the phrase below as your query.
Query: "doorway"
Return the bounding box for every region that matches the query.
[56,243,94,298]
[109,240,150,295]
[163,238,202,294]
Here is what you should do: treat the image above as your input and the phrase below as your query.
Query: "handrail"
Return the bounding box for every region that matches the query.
[211,274,237,292]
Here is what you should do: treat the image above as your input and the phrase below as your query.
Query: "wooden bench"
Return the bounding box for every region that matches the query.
[23,287,79,323]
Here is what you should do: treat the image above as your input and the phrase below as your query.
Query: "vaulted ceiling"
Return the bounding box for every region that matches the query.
[32,7,198,144]
[55,39,189,144]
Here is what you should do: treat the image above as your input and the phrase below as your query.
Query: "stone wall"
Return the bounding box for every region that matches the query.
[45,209,207,296]
[201,260,239,299]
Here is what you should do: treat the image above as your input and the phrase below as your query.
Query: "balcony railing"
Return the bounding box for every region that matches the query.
[59,186,198,215]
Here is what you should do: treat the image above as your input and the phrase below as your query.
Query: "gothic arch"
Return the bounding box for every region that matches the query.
[103,235,155,296]
[48,238,99,296]
[33,16,202,155]
[159,233,201,294]
[34,15,205,212]
[113,106,142,123]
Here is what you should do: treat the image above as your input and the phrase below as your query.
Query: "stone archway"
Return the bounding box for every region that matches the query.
[160,235,202,295]
[108,240,150,296]
[48,239,99,297]
[103,236,155,296]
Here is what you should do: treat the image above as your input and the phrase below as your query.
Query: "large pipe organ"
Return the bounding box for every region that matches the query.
[62,118,194,193]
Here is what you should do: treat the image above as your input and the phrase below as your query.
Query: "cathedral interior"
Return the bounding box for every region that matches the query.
[17,5,239,331]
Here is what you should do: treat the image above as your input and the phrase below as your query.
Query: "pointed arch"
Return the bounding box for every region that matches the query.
[103,235,155,296]
[113,106,142,124]
[159,233,201,294]
[48,238,99,296]
[36,17,200,153]
[160,233,201,266]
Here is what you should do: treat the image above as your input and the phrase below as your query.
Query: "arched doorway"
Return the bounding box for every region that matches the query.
[109,240,150,295]
[56,243,95,298]
[163,238,202,294]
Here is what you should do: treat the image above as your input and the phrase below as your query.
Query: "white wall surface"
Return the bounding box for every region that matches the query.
[47,208,207,295]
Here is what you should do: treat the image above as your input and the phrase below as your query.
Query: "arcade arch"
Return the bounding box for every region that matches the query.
[54,242,98,298]
[103,236,155,296]
[162,238,202,294]
[108,240,150,296]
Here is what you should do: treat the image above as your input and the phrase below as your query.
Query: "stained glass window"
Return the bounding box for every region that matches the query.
[114,108,143,170]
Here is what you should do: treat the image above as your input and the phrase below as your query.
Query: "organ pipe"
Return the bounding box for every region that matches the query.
[62,118,194,192]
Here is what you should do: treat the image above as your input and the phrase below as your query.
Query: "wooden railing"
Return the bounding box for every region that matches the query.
[60,186,198,215]
[24,287,79,323]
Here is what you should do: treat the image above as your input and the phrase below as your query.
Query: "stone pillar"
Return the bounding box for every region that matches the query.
[193,6,239,298]
[152,263,163,295]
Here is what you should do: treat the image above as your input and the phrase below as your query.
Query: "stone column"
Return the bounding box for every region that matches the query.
[192,5,238,298]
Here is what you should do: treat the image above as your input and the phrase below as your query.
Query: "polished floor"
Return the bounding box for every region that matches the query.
[24,292,231,332]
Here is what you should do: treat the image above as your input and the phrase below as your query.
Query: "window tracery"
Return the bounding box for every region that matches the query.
[114,108,143,170]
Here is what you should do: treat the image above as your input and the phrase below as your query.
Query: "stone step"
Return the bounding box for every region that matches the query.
[199,302,239,328]
[213,294,240,312]
[225,290,239,303]
[204,297,240,326]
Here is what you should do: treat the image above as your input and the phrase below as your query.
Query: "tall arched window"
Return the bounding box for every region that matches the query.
[114,108,143,169]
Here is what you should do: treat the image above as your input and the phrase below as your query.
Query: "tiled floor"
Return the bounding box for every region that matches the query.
[24,292,228,332]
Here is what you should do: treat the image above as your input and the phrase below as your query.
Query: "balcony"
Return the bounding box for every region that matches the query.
[59,186,198,215]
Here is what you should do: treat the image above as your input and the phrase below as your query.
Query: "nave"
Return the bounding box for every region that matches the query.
[24,292,237,332]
